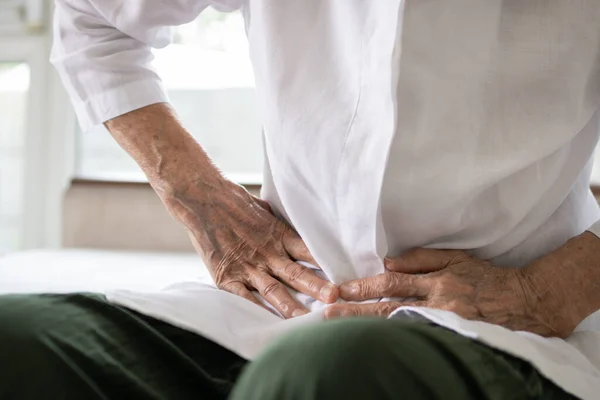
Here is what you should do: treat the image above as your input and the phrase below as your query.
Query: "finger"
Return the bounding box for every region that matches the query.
[385,248,470,274]
[282,229,319,267]
[271,259,338,303]
[324,302,404,319]
[339,272,429,301]
[221,281,274,314]
[248,270,308,319]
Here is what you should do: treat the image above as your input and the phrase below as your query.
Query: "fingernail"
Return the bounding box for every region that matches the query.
[385,256,404,271]
[339,284,358,298]
[320,284,337,302]
[292,309,307,318]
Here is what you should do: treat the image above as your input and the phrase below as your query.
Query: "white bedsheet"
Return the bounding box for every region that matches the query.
[0,249,205,294]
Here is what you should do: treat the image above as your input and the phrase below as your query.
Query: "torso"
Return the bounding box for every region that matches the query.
[249,0,600,281]
[381,0,600,266]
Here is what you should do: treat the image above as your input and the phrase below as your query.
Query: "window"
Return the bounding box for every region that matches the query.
[76,9,264,185]
[0,1,68,250]
[0,62,30,252]
[0,0,45,34]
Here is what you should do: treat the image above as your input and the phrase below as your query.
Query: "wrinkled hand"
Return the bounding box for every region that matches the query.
[171,180,338,318]
[325,248,569,337]
[104,104,337,319]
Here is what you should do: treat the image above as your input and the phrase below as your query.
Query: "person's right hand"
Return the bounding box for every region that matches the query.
[105,103,337,318]
[169,178,339,318]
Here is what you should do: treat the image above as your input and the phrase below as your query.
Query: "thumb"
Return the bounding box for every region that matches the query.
[385,248,469,274]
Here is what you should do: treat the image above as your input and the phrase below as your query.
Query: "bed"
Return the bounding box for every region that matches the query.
[0,249,208,295]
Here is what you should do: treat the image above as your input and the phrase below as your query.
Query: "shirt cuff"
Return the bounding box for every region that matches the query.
[586,219,600,238]
[73,79,169,132]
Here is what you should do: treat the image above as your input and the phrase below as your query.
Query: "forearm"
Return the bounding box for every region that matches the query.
[522,231,600,335]
[104,103,231,226]
[105,103,222,194]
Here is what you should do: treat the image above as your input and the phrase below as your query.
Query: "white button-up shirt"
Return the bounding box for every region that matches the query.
[52,1,600,398]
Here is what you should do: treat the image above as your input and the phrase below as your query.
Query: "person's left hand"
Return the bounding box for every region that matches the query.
[324,248,573,338]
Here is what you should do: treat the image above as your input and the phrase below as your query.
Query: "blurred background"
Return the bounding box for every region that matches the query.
[1,1,600,257]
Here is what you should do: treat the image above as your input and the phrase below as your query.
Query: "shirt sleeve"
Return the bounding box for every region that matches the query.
[51,0,243,131]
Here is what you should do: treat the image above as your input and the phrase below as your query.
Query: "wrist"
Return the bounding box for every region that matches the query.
[149,152,226,200]
[522,232,600,336]
[516,264,576,337]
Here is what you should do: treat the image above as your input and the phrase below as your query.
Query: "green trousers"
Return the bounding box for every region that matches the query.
[0,293,575,400]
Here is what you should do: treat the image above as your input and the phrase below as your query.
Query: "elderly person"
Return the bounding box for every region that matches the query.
[2,1,600,399]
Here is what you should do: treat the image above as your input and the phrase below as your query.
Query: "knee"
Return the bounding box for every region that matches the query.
[0,296,49,393]
[0,294,108,399]
[0,293,103,357]
[0,295,84,388]
[231,318,437,400]
[0,295,51,353]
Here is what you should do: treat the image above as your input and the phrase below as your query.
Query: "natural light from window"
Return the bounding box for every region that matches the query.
[0,62,30,251]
